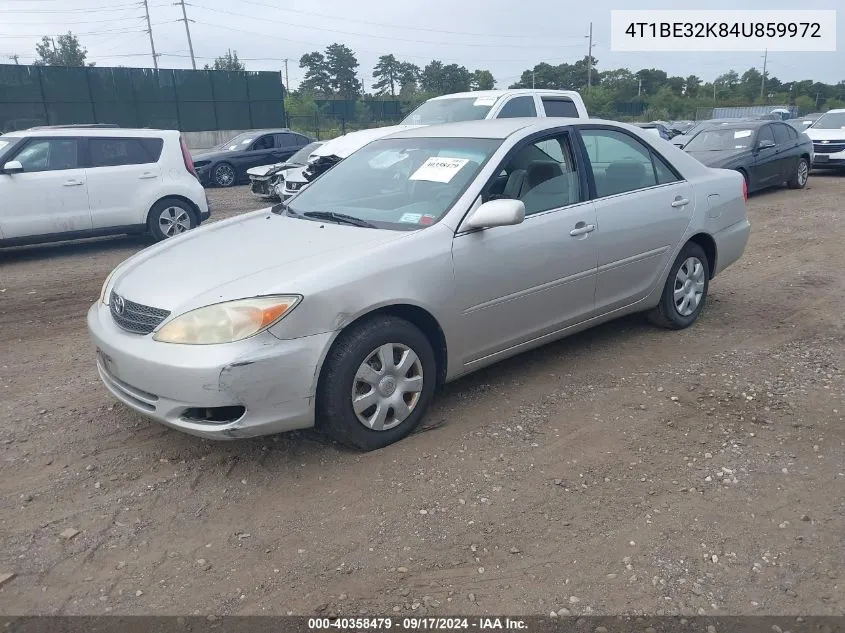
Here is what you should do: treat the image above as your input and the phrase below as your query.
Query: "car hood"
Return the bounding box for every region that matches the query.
[110,212,407,314]
[312,124,422,160]
[685,148,750,168]
[191,149,238,163]
[247,162,298,177]
[805,128,845,141]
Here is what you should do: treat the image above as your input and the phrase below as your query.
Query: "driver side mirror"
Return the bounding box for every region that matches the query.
[757,139,776,151]
[465,199,525,230]
[2,160,23,174]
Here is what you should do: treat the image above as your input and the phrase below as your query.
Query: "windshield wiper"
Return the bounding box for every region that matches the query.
[302,211,376,228]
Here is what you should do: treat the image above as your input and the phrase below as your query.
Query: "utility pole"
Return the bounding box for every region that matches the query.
[532,70,535,89]
[142,0,158,71]
[637,77,642,96]
[760,49,768,100]
[283,58,289,94]
[586,22,593,91]
[175,0,196,70]
[8,54,19,65]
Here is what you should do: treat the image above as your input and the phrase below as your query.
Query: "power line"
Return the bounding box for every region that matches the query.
[0,3,144,13]
[0,27,147,38]
[1,16,145,24]
[188,3,586,50]
[228,0,577,41]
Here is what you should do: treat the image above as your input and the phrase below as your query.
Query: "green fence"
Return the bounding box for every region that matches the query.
[0,64,285,133]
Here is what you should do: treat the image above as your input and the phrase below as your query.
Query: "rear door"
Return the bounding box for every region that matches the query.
[771,122,798,180]
[577,127,694,313]
[84,136,164,229]
[0,137,92,239]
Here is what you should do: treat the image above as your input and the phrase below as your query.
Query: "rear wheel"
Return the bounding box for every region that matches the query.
[317,316,437,451]
[648,242,710,330]
[148,198,197,241]
[787,157,809,189]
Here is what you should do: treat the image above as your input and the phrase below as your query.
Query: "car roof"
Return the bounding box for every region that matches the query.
[824,108,845,114]
[427,89,581,101]
[1,127,180,138]
[384,117,645,140]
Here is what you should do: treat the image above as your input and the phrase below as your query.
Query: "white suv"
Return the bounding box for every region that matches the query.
[0,126,210,246]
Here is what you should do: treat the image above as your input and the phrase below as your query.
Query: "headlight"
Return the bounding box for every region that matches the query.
[152,295,301,345]
[99,269,116,305]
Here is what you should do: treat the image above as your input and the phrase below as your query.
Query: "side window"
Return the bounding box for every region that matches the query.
[785,125,799,140]
[541,98,579,118]
[579,129,661,197]
[89,138,162,167]
[757,125,775,146]
[653,154,680,185]
[13,138,78,172]
[772,123,792,145]
[493,133,581,216]
[251,135,274,151]
[294,133,311,145]
[496,96,537,119]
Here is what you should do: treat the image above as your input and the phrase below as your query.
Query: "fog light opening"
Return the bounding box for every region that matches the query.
[181,405,246,424]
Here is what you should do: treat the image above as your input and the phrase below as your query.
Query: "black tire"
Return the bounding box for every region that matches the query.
[212,162,237,187]
[147,197,197,242]
[317,316,437,451]
[648,242,710,330]
[786,156,809,189]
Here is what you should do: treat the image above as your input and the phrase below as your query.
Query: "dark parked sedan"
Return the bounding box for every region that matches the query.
[192,129,313,187]
[683,120,812,193]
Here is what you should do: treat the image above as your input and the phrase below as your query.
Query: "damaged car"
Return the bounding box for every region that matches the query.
[246,141,323,201]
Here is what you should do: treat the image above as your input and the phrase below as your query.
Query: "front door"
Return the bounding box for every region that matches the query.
[452,130,598,364]
[751,124,780,188]
[578,127,694,313]
[0,137,91,239]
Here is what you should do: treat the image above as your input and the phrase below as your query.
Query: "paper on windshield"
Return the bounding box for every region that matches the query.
[399,213,422,223]
[409,157,469,183]
[473,96,498,106]
[734,130,752,138]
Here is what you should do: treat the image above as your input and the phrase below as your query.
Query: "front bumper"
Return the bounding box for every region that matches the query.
[87,302,334,440]
[812,149,845,168]
[250,177,278,199]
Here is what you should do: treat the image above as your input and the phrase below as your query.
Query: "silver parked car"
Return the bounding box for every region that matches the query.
[88,118,750,450]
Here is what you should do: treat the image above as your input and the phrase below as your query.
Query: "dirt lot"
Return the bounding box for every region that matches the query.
[1,176,844,617]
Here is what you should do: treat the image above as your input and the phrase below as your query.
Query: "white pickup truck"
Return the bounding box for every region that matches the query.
[280,89,589,200]
[401,89,588,124]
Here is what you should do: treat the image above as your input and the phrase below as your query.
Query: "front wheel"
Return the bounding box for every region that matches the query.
[317,316,437,451]
[786,157,809,189]
[213,162,236,187]
[148,198,197,241]
[648,242,710,330]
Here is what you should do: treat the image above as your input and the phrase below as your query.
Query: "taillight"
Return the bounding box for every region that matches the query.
[180,136,198,178]
[741,176,748,202]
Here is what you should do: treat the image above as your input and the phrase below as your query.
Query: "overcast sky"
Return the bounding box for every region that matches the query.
[1,0,843,88]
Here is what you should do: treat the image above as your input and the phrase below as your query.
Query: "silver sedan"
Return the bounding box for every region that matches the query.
[88,118,750,450]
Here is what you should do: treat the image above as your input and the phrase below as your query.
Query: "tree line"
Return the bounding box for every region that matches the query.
[20,32,845,121]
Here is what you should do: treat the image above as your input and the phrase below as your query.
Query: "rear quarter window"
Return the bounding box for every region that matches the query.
[89,137,163,167]
[542,98,579,118]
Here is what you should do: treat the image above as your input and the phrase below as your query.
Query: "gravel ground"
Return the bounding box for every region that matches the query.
[0,177,844,617]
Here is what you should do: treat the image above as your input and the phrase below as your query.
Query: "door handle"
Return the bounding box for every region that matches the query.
[63,179,84,186]
[138,172,157,179]
[569,223,596,236]
[671,197,690,208]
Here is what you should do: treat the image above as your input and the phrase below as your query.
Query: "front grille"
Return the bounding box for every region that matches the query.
[110,290,170,334]
[813,141,845,154]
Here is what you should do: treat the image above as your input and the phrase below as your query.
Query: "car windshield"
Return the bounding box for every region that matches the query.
[286,137,501,230]
[288,142,322,165]
[685,128,756,151]
[401,97,497,125]
[217,133,255,151]
[810,112,845,130]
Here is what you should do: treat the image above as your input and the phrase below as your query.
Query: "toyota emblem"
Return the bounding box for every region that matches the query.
[113,294,125,315]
